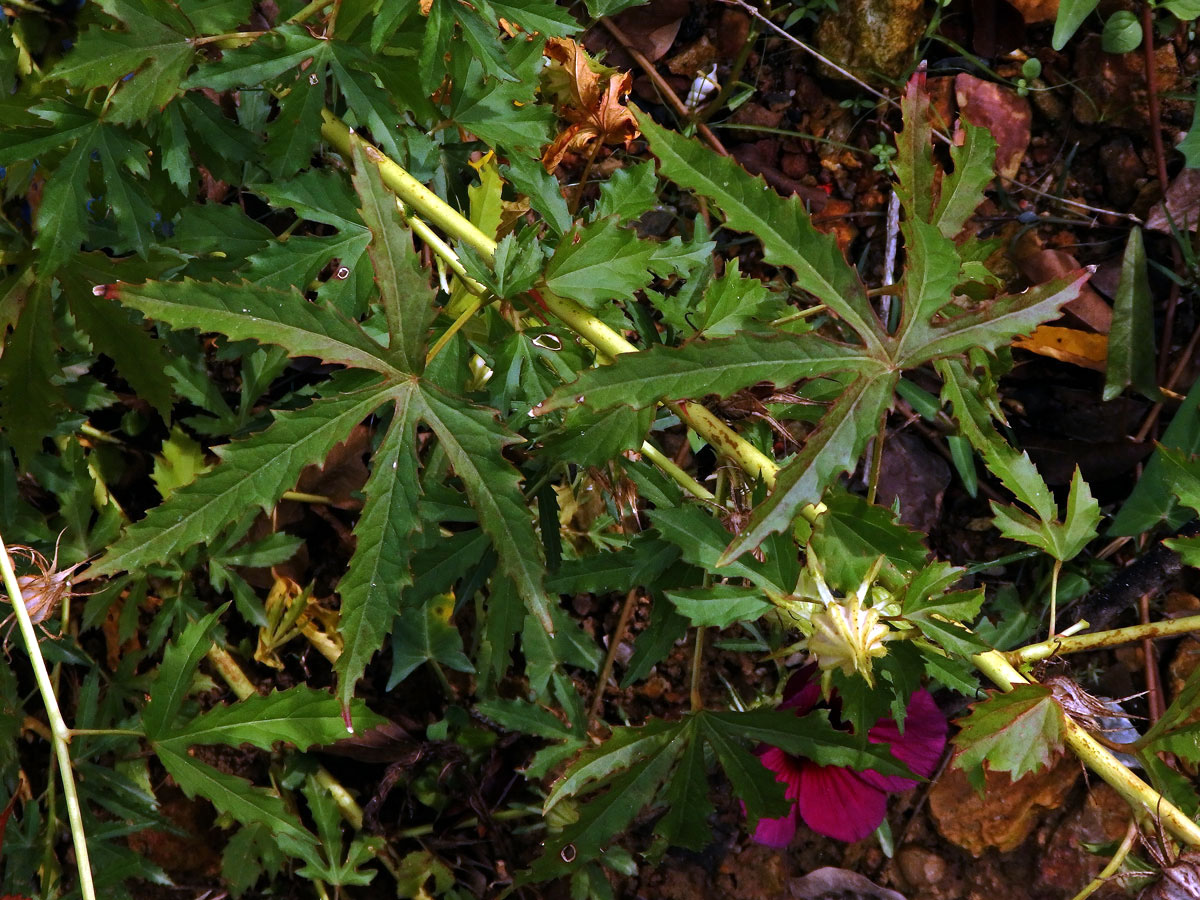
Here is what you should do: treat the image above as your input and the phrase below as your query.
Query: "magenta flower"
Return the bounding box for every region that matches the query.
[751,668,947,845]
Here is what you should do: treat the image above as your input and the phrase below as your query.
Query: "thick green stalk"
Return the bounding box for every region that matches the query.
[0,536,95,900]
[1009,614,1200,665]
[972,649,1200,847]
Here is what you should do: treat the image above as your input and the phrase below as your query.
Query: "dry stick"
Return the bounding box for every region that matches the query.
[1141,0,1185,388]
[588,587,641,724]
[599,17,730,157]
[1139,592,1166,723]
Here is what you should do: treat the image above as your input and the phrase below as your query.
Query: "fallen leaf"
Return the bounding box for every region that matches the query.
[789,868,908,900]
[1013,325,1108,371]
[541,38,639,173]
[1146,167,1200,233]
[1013,234,1112,332]
[954,74,1031,181]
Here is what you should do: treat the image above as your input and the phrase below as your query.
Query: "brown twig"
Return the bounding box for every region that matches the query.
[1140,591,1165,723]
[600,17,730,157]
[1141,1,1185,388]
[588,587,641,724]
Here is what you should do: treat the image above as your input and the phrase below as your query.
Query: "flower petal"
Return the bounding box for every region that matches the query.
[758,746,804,798]
[797,763,888,842]
[752,805,798,848]
[861,689,947,792]
[780,663,822,714]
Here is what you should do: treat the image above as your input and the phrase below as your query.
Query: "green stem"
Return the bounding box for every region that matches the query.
[320,111,497,261]
[0,535,95,900]
[972,649,1200,847]
[68,728,143,738]
[639,440,717,503]
[1008,614,1200,665]
[1048,557,1062,638]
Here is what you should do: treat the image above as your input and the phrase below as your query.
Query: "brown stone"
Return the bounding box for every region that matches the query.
[929,752,1080,855]
[814,0,927,81]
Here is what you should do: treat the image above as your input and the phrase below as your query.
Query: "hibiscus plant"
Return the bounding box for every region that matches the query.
[2,4,1200,898]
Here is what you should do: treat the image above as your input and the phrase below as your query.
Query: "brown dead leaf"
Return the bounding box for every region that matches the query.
[541,38,639,173]
[1146,168,1200,233]
[1013,325,1108,371]
[929,751,1079,854]
[954,74,1030,181]
[1013,234,1112,332]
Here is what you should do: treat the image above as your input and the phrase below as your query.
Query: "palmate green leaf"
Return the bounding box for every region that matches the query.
[538,332,883,414]
[155,744,317,853]
[296,779,379,887]
[651,505,789,594]
[703,709,913,778]
[699,715,791,824]
[264,67,329,178]
[99,279,403,376]
[417,382,551,632]
[933,123,998,238]
[809,487,930,593]
[142,607,225,740]
[448,44,554,151]
[990,466,1100,562]
[1160,446,1200,514]
[896,271,1089,367]
[65,285,173,422]
[721,372,898,563]
[244,231,373,305]
[1110,374,1200,535]
[543,220,657,306]
[182,25,327,92]
[0,287,64,468]
[50,0,195,124]
[695,259,786,337]
[636,109,881,351]
[894,73,935,225]
[542,405,651,466]
[937,359,1056,521]
[91,375,394,577]
[93,124,156,257]
[335,388,422,709]
[388,593,476,687]
[906,610,989,655]
[1104,228,1159,401]
[350,142,437,369]
[900,562,983,620]
[34,136,90,276]
[529,728,689,881]
[663,585,772,627]
[487,0,580,34]
[656,731,714,851]
[543,718,681,810]
[953,684,1064,781]
[894,218,960,358]
[157,686,385,750]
